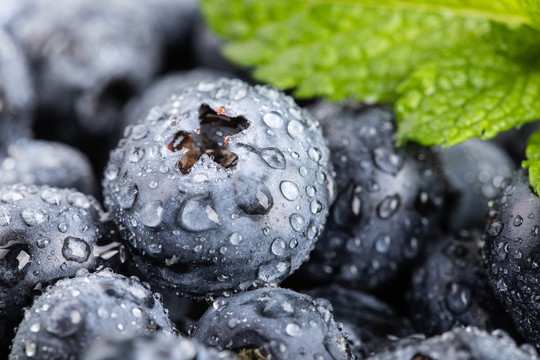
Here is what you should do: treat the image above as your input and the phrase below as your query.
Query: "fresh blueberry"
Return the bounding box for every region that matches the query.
[0,139,97,195]
[6,0,161,172]
[305,286,414,359]
[0,184,116,351]
[405,230,516,337]
[103,78,334,297]
[0,28,34,148]
[82,332,235,360]
[367,327,537,360]
[123,68,231,129]
[436,138,514,232]
[295,101,446,291]
[9,269,176,360]
[190,287,352,359]
[483,169,540,348]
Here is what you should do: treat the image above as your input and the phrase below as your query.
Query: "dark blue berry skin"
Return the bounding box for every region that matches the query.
[367,327,537,360]
[296,102,446,291]
[124,68,231,129]
[103,78,334,298]
[405,230,516,337]
[0,28,34,148]
[0,139,97,195]
[82,332,236,360]
[306,286,414,359]
[191,287,352,359]
[436,139,514,233]
[6,0,161,172]
[0,184,117,351]
[483,169,540,348]
[9,269,176,360]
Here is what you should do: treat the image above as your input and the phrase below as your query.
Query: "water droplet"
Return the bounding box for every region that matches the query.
[488,220,504,236]
[271,238,287,256]
[446,282,471,314]
[149,181,159,189]
[21,209,47,227]
[375,235,391,253]
[263,112,284,128]
[308,147,322,162]
[30,323,40,333]
[67,192,91,209]
[46,302,83,338]
[178,197,220,232]
[104,166,119,181]
[40,188,61,205]
[280,181,300,201]
[36,238,50,249]
[377,195,400,219]
[25,341,36,357]
[310,200,323,214]
[0,208,10,226]
[139,201,164,228]
[285,323,302,337]
[117,185,138,209]
[229,233,243,245]
[299,167,308,177]
[58,223,68,233]
[289,213,305,232]
[372,147,403,176]
[287,120,304,139]
[258,262,289,282]
[532,225,539,236]
[259,148,286,169]
[131,124,149,140]
[514,215,523,227]
[1,190,24,203]
[129,147,145,163]
[305,186,316,197]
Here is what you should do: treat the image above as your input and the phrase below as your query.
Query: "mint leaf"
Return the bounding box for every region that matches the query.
[524,126,540,195]
[396,23,540,146]
[201,0,540,148]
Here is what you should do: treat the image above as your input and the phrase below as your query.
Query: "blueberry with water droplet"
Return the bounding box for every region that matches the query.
[293,101,446,291]
[9,269,176,360]
[191,287,352,359]
[405,230,517,337]
[484,169,540,348]
[367,327,536,360]
[103,79,333,298]
[0,184,117,351]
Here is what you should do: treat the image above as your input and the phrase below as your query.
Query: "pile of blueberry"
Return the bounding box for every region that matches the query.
[1,1,540,359]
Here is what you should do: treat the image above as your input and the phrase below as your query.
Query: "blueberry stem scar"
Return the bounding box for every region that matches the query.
[168,103,250,174]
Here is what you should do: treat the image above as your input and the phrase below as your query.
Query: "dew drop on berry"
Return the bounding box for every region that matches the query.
[308,147,322,162]
[372,147,403,176]
[263,112,284,128]
[131,124,149,140]
[377,195,400,219]
[488,219,504,236]
[271,238,287,256]
[287,120,304,139]
[229,233,243,245]
[45,302,83,338]
[445,282,471,314]
[140,201,164,228]
[259,147,286,169]
[310,200,323,214]
[129,147,145,163]
[24,341,36,357]
[285,322,302,337]
[36,238,50,249]
[67,192,91,209]
[305,186,316,197]
[513,215,523,227]
[177,197,220,232]
[280,181,300,201]
[532,225,539,236]
[289,213,305,232]
[21,209,47,227]
[117,184,138,209]
[40,188,61,205]
[375,234,392,253]
[0,208,10,226]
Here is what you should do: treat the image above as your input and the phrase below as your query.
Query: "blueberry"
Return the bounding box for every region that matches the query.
[6,0,161,171]
[190,287,352,359]
[0,28,34,148]
[436,138,514,232]
[405,230,516,337]
[305,286,414,359]
[367,327,537,360]
[82,332,236,360]
[483,169,540,348]
[0,184,116,350]
[9,269,175,360]
[103,78,334,297]
[124,68,231,129]
[296,101,446,290]
[0,139,97,195]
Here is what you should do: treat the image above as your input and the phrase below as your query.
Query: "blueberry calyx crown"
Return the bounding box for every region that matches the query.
[167,103,250,174]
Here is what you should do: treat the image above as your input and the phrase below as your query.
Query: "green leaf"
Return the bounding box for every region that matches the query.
[395,23,540,146]
[523,126,540,195]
